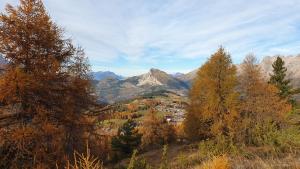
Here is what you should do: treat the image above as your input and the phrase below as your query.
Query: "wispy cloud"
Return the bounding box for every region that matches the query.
[1,0,300,76]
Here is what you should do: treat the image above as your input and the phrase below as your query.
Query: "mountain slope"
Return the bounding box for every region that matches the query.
[175,69,197,85]
[138,69,189,89]
[90,71,123,81]
[171,72,185,78]
[95,68,189,103]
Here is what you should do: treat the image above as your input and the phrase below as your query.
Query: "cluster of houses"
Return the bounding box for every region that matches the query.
[155,100,187,125]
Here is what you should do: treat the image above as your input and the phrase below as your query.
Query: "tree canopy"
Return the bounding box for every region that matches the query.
[111,119,141,156]
[184,47,239,140]
[0,0,95,168]
[269,56,294,104]
[238,55,291,144]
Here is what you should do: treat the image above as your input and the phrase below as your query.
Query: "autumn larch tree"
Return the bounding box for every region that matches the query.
[0,0,95,168]
[140,109,174,148]
[184,47,239,140]
[238,55,291,144]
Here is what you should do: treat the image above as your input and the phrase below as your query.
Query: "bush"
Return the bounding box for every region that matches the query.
[198,135,240,157]
[196,122,300,158]
[248,122,300,155]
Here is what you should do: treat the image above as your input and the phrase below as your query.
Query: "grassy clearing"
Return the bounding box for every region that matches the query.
[107,142,300,169]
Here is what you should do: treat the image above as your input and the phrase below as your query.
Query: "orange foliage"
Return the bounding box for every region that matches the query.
[195,155,230,169]
[239,55,292,122]
[237,55,292,143]
[127,103,138,112]
[0,0,95,168]
[184,47,239,140]
[140,109,175,148]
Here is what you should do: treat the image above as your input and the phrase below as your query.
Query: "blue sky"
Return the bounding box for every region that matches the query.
[1,0,300,76]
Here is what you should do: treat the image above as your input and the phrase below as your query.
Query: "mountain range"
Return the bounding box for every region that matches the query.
[90,71,124,81]
[94,68,189,103]
[94,55,300,103]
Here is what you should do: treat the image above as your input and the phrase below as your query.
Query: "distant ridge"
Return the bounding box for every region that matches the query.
[175,69,197,85]
[90,71,123,81]
[171,72,185,78]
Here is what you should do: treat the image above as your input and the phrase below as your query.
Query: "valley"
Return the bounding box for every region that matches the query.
[93,91,188,137]
[1,1,300,168]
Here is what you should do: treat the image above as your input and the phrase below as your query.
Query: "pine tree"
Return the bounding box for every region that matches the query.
[184,47,239,140]
[0,0,95,168]
[269,56,294,104]
[111,120,142,155]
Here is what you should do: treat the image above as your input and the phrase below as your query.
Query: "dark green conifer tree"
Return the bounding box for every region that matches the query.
[269,56,295,104]
[111,119,142,156]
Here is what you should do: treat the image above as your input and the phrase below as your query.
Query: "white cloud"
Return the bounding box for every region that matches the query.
[1,0,300,76]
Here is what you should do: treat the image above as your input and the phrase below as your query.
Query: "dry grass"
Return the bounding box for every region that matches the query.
[191,154,300,169]
[164,144,300,169]
[231,155,300,169]
[194,155,230,169]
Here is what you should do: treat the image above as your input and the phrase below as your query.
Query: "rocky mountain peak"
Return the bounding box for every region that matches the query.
[150,68,161,72]
[137,68,164,86]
